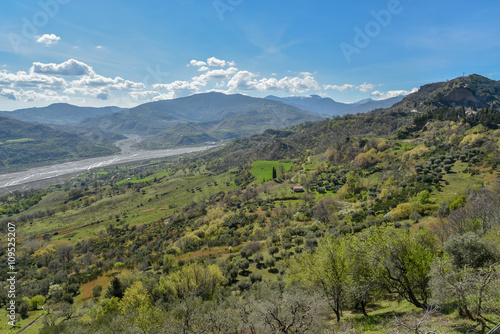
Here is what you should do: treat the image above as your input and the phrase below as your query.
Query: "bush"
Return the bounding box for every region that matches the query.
[264,258,275,268]
[244,241,263,253]
[444,232,500,268]
[253,253,264,263]
[93,285,103,298]
[268,246,279,257]
[62,293,74,304]
[236,279,252,291]
[237,259,250,271]
[250,272,262,283]
[239,247,253,259]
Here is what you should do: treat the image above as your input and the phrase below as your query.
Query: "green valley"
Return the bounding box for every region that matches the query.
[0,75,500,333]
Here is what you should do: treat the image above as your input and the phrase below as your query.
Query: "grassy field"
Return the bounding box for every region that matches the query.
[6,138,35,143]
[250,160,292,183]
[0,309,45,333]
[115,170,172,185]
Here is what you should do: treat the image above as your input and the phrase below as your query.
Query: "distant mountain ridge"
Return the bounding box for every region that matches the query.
[78,92,325,147]
[0,103,124,125]
[265,94,404,116]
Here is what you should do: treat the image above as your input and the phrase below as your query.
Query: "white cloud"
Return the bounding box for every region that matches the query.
[31,59,94,76]
[189,60,206,67]
[206,57,233,67]
[35,34,61,46]
[0,87,68,102]
[153,80,203,99]
[227,71,320,93]
[357,83,375,92]
[129,90,175,101]
[0,71,67,89]
[324,84,355,91]
[371,87,418,100]
[227,71,259,91]
[96,45,103,49]
[2,56,399,108]
[324,82,377,92]
[70,74,145,91]
[153,80,201,91]
[195,67,239,82]
[153,67,239,98]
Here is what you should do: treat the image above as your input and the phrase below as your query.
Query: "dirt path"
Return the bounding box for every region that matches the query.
[291,156,311,184]
[17,308,44,333]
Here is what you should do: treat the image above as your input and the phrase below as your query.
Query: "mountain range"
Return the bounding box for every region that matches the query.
[2,73,499,170]
[0,103,123,125]
[265,94,405,116]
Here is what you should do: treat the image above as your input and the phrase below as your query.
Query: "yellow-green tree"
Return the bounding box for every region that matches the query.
[287,234,350,322]
[166,263,225,300]
[366,226,437,310]
[119,281,151,314]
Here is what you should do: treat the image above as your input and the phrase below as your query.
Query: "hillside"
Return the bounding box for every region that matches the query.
[0,116,120,173]
[1,100,499,333]
[266,94,404,116]
[391,74,500,112]
[78,92,324,139]
[0,103,123,126]
[0,75,499,334]
[142,101,325,148]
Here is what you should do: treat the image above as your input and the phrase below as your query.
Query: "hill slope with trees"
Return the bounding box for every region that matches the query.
[0,116,120,173]
[0,75,499,333]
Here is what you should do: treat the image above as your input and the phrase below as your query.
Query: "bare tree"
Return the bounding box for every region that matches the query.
[389,306,455,334]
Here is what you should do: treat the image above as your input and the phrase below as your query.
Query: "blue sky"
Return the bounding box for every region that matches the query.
[0,0,499,110]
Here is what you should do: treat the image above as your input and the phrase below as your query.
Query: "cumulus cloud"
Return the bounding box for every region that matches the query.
[226,71,259,91]
[0,71,67,89]
[153,80,203,98]
[371,87,418,100]
[31,59,94,76]
[324,82,377,92]
[1,56,412,108]
[189,60,206,67]
[227,71,319,93]
[71,74,145,91]
[194,67,239,83]
[324,84,355,91]
[357,83,375,92]
[35,34,61,46]
[129,90,175,101]
[0,87,68,102]
[207,57,229,67]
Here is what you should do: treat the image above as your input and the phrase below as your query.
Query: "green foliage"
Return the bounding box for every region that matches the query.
[119,281,151,314]
[449,195,467,211]
[444,232,500,269]
[106,277,124,299]
[367,226,438,309]
[92,285,103,299]
[165,263,225,300]
[0,116,119,172]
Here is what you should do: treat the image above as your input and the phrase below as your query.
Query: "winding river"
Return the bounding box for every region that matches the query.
[0,136,214,194]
